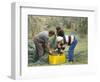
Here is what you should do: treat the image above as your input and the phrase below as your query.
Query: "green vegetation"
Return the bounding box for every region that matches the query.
[28,15,88,66]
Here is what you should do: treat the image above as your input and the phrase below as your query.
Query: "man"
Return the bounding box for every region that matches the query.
[55,36,66,54]
[56,27,66,44]
[56,27,78,62]
[65,35,78,62]
[33,30,55,61]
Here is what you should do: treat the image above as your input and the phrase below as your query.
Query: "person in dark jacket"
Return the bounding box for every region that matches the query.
[56,27,66,44]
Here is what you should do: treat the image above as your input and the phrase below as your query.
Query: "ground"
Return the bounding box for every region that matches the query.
[28,35,88,66]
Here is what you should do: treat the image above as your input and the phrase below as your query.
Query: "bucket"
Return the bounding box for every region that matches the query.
[49,53,66,64]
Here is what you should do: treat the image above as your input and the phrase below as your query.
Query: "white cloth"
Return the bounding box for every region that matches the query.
[56,36,63,42]
[56,35,75,44]
[65,35,74,44]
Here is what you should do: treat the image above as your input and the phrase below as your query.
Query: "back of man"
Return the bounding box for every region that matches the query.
[37,31,49,44]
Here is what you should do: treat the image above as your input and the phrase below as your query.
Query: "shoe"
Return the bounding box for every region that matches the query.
[68,60,74,64]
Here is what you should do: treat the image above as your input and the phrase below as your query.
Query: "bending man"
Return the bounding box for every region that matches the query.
[33,30,55,61]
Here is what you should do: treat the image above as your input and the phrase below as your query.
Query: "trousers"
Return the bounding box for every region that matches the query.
[68,38,78,61]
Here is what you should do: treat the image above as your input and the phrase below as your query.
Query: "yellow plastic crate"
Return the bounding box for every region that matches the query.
[49,53,66,64]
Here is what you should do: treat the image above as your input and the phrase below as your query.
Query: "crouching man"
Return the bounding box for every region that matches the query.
[33,30,55,61]
[55,36,66,54]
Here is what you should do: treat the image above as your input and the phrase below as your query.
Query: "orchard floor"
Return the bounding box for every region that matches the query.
[28,37,88,66]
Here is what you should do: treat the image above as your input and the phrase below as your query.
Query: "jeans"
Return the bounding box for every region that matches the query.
[68,38,78,61]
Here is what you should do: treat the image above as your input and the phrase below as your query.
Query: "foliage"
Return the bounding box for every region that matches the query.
[28,15,88,39]
[28,40,37,63]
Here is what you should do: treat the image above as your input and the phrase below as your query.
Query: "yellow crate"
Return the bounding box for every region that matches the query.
[49,53,66,64]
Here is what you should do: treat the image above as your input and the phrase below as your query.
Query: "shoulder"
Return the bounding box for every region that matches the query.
[39,31,48,35]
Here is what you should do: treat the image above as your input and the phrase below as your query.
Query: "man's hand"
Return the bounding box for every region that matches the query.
[49,50,53,54]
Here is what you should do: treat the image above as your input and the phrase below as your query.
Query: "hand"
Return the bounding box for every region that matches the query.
[57,44,61,48]
[49,50,53,54]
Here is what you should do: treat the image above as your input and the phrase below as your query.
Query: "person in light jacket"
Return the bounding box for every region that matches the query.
[33,30,55,61]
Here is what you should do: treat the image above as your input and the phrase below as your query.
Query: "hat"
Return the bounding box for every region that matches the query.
[56,36,63,42]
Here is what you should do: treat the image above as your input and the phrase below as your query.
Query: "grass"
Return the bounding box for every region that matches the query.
[28,35,88,66]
